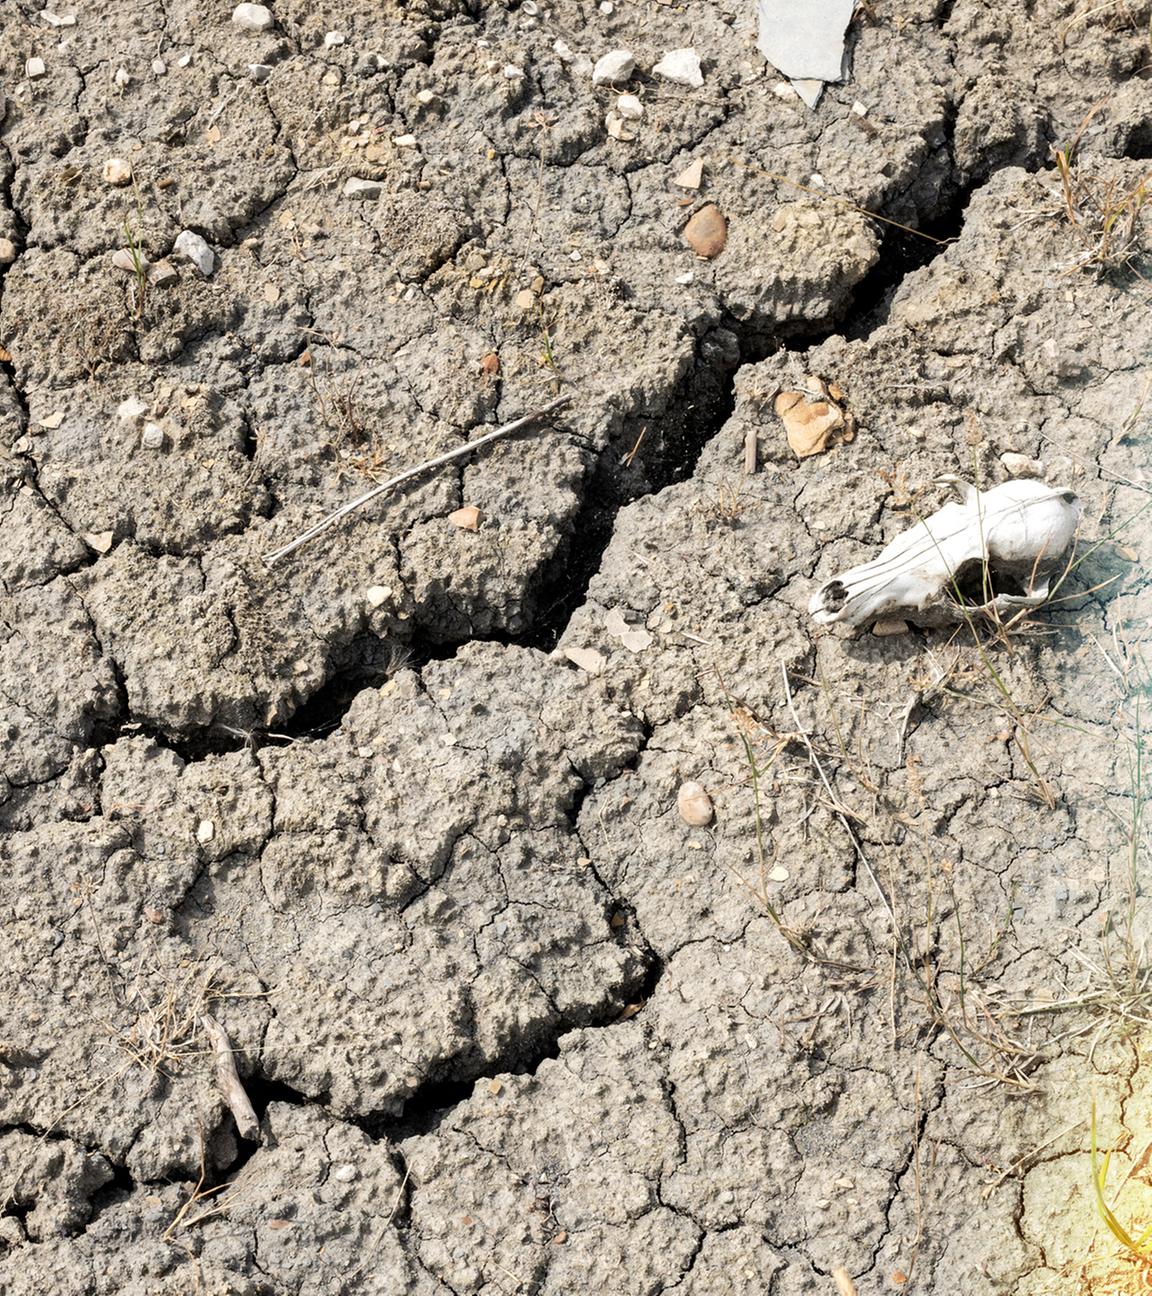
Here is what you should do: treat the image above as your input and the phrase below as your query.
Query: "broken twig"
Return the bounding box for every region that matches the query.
[263,395,572,565]
[201,1014,260,1142]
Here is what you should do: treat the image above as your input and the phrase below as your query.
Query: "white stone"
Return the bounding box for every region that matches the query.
[324,31,345,46]
[39,10,76,26]
[553,38,574,62]
[152,58,167,75]
[141,422,165,449]
[174,229,215,277]
[592,49,635,86]
[102,157,133,186]
[342,176,381,200]
[416,88,438,106]
[196,819,215,844]
[248,63,272,82]
[771,80,799,100]
[653,47,703,88]
[673,158,704,189]
[616,93,643,120]
[26,58,47,79]
[503,64,525,79]
[117,397,149,421]
[674,271,694,285]
[178,52,193,67]
[366,585,392,607]
[114,66,131,87]
[0,238,16,264]
[232,3,274,31]
[563,647,606,675]
[393,133,417,147]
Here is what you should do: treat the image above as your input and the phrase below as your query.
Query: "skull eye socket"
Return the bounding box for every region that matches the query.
[822,580,848,611]
[1061,491,1078,505]
[947,558,1030,607]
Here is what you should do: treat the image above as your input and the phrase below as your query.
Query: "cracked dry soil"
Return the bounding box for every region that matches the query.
[1,2,1150,1294]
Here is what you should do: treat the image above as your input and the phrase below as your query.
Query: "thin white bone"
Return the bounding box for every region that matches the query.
[809,479,1081,628]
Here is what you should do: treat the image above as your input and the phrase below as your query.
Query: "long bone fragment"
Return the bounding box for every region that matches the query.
[809,478,1082,628]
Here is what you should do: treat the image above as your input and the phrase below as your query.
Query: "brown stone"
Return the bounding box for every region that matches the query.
[682,203,727,259]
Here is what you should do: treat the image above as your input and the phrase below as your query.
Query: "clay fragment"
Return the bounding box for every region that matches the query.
[774,379,849,458]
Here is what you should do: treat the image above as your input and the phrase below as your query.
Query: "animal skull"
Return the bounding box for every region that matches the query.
[809,478,1082,629]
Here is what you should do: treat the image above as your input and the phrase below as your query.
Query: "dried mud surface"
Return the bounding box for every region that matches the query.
[1,2,1151,1294]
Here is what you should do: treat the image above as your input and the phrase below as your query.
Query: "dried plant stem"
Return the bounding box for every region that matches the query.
[263,395,572,565]
[779,662,910,971]
[202,1014,259,1142]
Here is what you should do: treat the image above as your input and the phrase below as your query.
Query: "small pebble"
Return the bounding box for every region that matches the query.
[342,175,381,200]
[553,38,574,62]
[605,111,634,141]
[40,9,76,25]
[152,58,167,75]
[232,2,274,31]
[114,66,131,88]
[1000,451,1045,478]
[324,31,345,47]
[26,58,47,80]
[0,238,16,264]
[393,133,417,148]
[771,81,799,101]
[112,248,148,272]
[448,505,482,531]
[248,63,272,82]
[503,64,525,80]
[177,52,193,67]
[599,0,613,11]
[141,422,164,450]
[522,0,539,12]
[872,619,909,637]
[416,88,439,106]
[616,93,643,120]
[148,259,178,287]
[653,47,703,89]
[84,531,114,554]
[683,203,728,259]
[592,49,634,86]
[196,819,216,844]
[674,271,694,285]
[332,1164,358,1183]
[366,585,392,607]
[174,229,215,277]
[677,781,714,827]
[103,157,133,186]
[514,288,538,311]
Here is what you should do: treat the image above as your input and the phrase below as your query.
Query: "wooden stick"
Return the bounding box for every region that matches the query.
[263,394,573,565]
[201,1014,260,1142]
